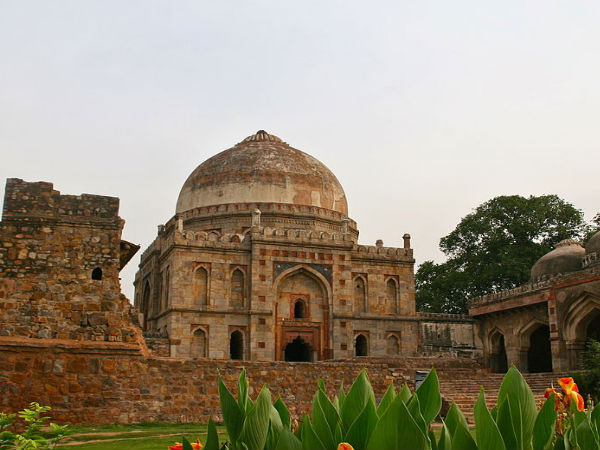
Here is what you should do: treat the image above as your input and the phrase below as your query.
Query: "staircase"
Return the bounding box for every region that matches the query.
[438,370,562,422]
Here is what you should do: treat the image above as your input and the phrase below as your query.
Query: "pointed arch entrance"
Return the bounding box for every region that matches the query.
[527,325,552,373]
[490,330,508,373]
[273,266,331,361]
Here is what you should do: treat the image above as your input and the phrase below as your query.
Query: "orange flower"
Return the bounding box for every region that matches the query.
[168,439,203,450]
[558,377,579,394]
[337,444,354,450]
[569,390,585,412]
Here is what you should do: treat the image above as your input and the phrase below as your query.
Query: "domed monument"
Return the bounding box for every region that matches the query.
[134,131,417,360]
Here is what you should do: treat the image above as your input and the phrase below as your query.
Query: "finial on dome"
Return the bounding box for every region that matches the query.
[239,130,284,144]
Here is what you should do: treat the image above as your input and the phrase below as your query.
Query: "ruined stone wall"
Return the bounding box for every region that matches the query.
[418,313,481,358]
[0,179,139,343]
[0,336,480,425]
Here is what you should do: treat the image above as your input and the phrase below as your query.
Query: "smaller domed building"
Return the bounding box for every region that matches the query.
[134,131,420,361]
[469,232,600,372]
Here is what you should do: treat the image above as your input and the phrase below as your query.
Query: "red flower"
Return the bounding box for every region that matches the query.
[168,439,203,450]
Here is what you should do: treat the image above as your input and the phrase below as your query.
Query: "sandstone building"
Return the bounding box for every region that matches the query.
[134,130,422,361]
[469,234,600,373]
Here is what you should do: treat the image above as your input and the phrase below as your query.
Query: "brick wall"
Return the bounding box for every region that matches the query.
[0,336,480,425]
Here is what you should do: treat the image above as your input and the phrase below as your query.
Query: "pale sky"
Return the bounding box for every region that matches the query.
[1,1,598,300]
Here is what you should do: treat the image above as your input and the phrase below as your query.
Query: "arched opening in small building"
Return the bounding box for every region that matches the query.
[191,328,207,358]
[490,332,508,373]
[527,325,552,373]
[284,336,313,362]
[91,267,102,280]
[354,277,367,313]
[230,330,244,360]
[387,334,400,355]
[142,282,151,331]
[355,334,368,356]
[586,315,600,342]
[294,300,306,319]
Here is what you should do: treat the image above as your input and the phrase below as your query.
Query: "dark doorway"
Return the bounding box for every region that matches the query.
[230,330,243,360]
[527,325,552,373]
[355,334,368,356]
[490,333,508,373]
[92,267,103,280]
[294,300,306,319]
[587,315,600,342]
[284,336,313,361]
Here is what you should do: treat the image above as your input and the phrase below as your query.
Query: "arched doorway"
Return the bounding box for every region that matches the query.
[230,330,243,360]
[587,315,600,342]
[190,328,207,358]
[355,334,368,356]
[284,336,313,361]
[387,335,400,355]
[490,331,508,373]
[527,325,552,373]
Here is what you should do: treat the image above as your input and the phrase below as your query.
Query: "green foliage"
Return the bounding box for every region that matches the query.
[218,366,600,450]
[0,403,68,450]
[416,195,591,313]
[572,340,600,404]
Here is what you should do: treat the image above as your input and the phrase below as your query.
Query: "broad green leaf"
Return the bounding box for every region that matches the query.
[265,405,284,450]
[445,402,468,437]
[552,433,566,450]
[334,422,343,445]
[592,403,600,432]
[416,368,442,424]
[341,370,375,434]
[366,396,430,450]
[576,419,600,450]
[338,381,346,411]
[496,367,536,450]
[182,437,193,450]
[399,384,412,403]
[274,397,291,429]
[301,416,325,450]
[437,421,452,450]
[317,389,341,438]
[407,394,428,435]
[318,379,326,393]
[474,388,505,450]
[312,392,335,449]
[219,377,244,445]
[345,398,377,450]
[333,396,340,414]
[275,428,303,450]
[451,421,478,450]
[377,382,396,417]
[533,395,557,450]
[238,369,249,413]
[496,398,517,450]
[204,418,220,450]
[240,385,272,450]
[430,429,439,450]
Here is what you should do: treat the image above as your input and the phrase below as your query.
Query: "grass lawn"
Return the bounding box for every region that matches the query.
[55,423,228,450]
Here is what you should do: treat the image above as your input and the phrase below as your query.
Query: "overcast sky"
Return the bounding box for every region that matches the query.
[1,1,598,300]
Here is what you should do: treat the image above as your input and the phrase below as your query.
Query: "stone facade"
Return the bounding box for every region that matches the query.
[134,131,445,361]
[0,178,140,343]
[469,238,600,373]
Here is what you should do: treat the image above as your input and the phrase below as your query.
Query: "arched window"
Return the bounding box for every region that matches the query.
[294,300,306,319]
[386,279,399,314]
[230,330,244,360]
[355,334,368,356]
[354,277,367,313]
[387,334,400,355]
[194,267,208,306]
[230,269,245,307]
[163,267,170,310]
[91,267,103,280]
[191,328,207,358]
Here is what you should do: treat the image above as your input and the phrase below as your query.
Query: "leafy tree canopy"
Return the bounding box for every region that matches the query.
[416,195,592,314]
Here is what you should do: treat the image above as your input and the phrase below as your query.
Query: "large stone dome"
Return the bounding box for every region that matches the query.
[176,130,348,215]
[586,230,600,255]
[530,239,585,281]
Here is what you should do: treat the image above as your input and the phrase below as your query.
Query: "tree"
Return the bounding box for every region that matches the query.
[416,195,591,314]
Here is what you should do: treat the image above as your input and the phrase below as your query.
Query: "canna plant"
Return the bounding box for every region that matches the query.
[211,367,600,450]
